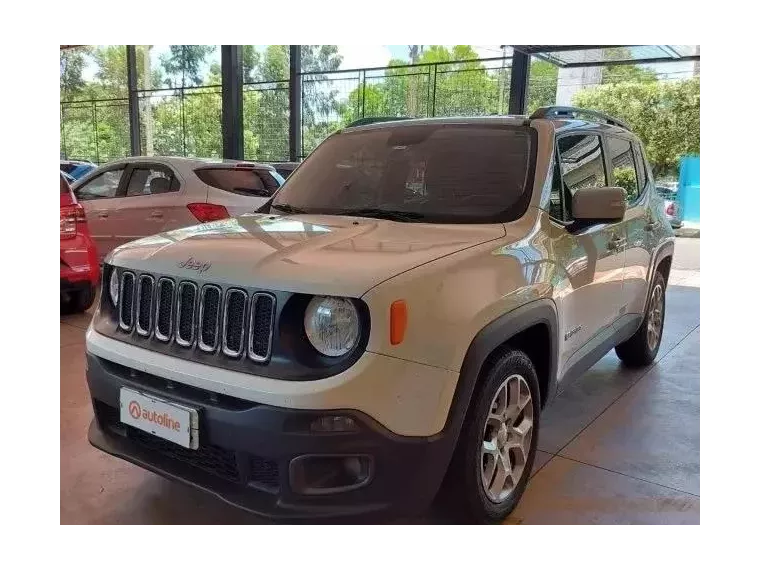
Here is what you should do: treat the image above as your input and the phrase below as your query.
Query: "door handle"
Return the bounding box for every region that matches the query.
[149,211,164,219]
[97,212,109,219]
[608,237,625,251]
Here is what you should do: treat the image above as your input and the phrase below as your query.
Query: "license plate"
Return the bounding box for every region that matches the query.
[119,387,199,449]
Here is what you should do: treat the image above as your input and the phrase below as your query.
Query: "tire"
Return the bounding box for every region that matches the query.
[442,348,540,523]
[61,284,96,315]
[615,271,666,367]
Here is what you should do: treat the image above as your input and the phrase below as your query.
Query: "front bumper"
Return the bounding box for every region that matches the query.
[86,353,456,521]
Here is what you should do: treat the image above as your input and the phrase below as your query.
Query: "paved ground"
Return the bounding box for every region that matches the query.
[60,239,699,524]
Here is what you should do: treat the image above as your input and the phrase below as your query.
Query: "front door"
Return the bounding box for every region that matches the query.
[549,133,627,377]
[74,166,126,262]
[607,136,655,317]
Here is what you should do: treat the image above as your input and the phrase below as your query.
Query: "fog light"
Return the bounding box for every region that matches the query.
[290,455,372,495]
[310,415,357,433]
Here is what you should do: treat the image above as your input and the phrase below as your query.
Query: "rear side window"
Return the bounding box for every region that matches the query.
[195,168,280,198]
[126,166,179,197]
[607,136,639,204]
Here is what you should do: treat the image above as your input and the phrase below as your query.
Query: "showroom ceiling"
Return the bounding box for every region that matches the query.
[510,45,700,67]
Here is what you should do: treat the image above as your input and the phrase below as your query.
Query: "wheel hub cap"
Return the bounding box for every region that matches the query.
[647,283,664,351]
[481,373,534,503]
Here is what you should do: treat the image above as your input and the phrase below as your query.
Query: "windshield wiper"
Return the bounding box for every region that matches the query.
[333,208,425,222]
[271,203,307,215]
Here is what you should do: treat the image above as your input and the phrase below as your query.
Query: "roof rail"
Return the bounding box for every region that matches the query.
[530,106,631,131]
[345,116,411,128]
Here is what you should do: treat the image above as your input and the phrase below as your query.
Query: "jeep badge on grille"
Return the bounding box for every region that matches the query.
[177,257,211,274]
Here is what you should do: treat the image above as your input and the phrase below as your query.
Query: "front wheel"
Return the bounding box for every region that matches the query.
[443,349,540,523]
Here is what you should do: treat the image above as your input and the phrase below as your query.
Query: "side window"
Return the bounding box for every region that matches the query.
[557,134,606,221]
[548,154,565,221]
[194,168,277,198]
[75,168,124,200]
[607,136,640,204]
[633,142,648,192]
[125,166,179,197]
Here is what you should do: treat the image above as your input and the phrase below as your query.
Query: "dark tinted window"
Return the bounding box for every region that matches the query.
[607,136,639,204]
[271,124,536,223]
[75,168,124,200]
[195,168,280,197]
[60,163,77,175]
[126,166,179,197]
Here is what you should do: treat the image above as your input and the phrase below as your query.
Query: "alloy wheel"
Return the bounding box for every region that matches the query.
[647,283,664,351]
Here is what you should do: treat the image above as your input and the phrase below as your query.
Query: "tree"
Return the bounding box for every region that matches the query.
[527,60,558,114]
[340,45,502,124]
[160,45,215,89]
[573,77,700,176]
[60,47,90,100]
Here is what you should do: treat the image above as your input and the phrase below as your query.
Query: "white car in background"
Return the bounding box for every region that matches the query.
[71,157,284,261]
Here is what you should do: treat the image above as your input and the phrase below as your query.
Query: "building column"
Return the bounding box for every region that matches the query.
[126,45,141,156]
[508,49,530,115]
[289,45,302,161]
[221,45,244,160]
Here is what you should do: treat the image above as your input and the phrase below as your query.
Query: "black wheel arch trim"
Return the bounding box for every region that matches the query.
[439,298,559,447]
[649,239,675,286]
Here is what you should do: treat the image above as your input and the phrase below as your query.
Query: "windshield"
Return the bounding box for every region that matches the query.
[271,124,536,223]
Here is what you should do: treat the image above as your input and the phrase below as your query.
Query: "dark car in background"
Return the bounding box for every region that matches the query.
[61,159,97,181]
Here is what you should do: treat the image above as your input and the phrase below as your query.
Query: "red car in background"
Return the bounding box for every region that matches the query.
[61,173,100,314]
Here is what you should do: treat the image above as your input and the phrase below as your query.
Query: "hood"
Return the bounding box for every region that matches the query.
[106,213,505,297]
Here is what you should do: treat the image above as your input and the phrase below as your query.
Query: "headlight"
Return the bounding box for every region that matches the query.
[304,296,360,357]
[109,269,120,306]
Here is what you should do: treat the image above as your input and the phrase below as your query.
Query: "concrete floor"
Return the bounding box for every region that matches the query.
[60,239,700,524]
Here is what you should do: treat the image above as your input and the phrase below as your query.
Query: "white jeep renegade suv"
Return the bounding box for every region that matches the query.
[86,107,675,523]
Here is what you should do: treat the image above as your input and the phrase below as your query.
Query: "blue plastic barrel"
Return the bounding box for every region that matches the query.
[678,156,700,223]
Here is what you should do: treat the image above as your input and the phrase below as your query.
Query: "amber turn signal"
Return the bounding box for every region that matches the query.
[390,300,408,345]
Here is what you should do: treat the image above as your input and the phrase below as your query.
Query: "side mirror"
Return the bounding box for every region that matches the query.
[572,186,626,223]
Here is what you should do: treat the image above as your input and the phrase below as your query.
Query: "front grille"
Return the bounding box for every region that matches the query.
[249,293,276,362]
[175,281,198,347]
[249,456,280,490]
[112,269,277,367]
[136,275,154,336]
[155,278,175,342]
[119,272,135,331]
[95,400,280,491]
[223,289,247,357]
[198,285,222,352]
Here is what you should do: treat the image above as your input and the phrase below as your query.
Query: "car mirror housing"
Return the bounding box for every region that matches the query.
[572,186,626,223]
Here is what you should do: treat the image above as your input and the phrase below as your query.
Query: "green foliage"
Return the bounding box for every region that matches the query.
[159,45,216,88]
[527,60,558,115]
[60,47,90,99]
[60,45,700,171]
[572,78,700,175]
[338,45,509,131]
[613,166,638,199]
